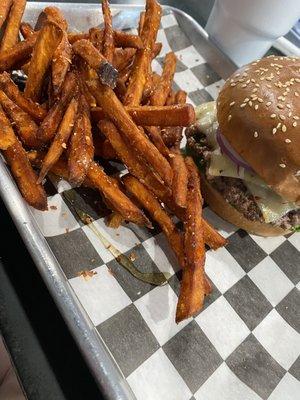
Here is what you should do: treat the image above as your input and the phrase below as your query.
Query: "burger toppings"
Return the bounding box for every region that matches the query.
[186,101,300,231]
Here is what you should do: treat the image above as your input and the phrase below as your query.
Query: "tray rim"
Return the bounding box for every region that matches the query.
[0,3,236,400]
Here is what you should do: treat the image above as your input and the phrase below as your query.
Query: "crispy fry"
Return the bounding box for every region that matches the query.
[114,31,143,49]
[138,11,145,36]
[68,32,89,44]
[4,135,47,210]
[0,90,42,148]
[38,97,78,183]
[87,162,150,226]
[0,0,13,31]
[170,150,188,208]
[52,33,72,97]
[202,219,228,250]
[102,0,114,62]
[142,72,160,104]
[37,71,77,143]
[99,119,169,198]
[88,79,173,186]
[165,90,176,106]
[176,157,206,323]
[91,104,195,126]
[0,104,16,150]
[24,21,63,101]
[20,21,34,38]
[68,95,94,186]
[0,0,26,52]
[72,39,118,88]
[35,6,68,31]
[89,27,103,52]
[123,0,162,105]
[94,135,117,159]
[106,212,124,229]
[112,47,136,71]
[0,72,46,121]
[0,34,36,71]
[150,52,177,106]
[145,126,170,157]
[123,174,184,264]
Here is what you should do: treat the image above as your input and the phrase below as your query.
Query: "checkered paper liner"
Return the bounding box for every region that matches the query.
[28,10,300,400]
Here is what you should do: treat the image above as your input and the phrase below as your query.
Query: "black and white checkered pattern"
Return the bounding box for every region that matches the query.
[29,10,300,400]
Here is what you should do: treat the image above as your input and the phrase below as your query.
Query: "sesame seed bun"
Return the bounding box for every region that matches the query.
[217,56,300,204]
[201,173,290,237]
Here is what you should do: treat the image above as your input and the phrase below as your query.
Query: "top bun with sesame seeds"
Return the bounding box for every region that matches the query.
[217,55,300,204]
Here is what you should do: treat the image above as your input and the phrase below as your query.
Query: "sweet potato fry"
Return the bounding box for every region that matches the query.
[98,119,169,199]
[68,32,89,44]
[35,6,68,31]
[20,21,34,38]
[87,162,150,226]
[24,21,63,101]
[91,104,195,126]
[202,219,228,250]
[149,52,177,106]
[138,11,145,36]
[112,47,136,71]
[52,33,72,97]
[89,27,103,52]
[37,71,77,143]
[88,79,173,186]
[176,156,206,323]
[0,104,16,150]
[38,97,78,183]
[123,174,184,265]
[0,72,46,121]
[3,134,47,210]
[0,90,42,148]
[123,0,161,105]
[106,212,124,229]
[102,0,114,63]
[0,0,13,31]
[68,95,94,186]
[0,0,26,51]
[142,72,160,104]
[0,34,36,72]
[170,150,188,208]
[72,39,118,88]
[145,126,170,157]
[114,31,143,49]
[94,135,117,159]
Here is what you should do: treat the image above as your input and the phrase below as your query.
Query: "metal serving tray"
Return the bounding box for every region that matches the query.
[0,3,237,399]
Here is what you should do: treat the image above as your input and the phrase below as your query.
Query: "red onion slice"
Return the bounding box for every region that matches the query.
[216,129,254,172]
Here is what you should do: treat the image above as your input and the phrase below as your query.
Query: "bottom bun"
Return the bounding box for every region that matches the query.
[201,174,290,237]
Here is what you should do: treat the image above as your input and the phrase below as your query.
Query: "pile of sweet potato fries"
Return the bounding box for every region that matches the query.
[0,0,227,322]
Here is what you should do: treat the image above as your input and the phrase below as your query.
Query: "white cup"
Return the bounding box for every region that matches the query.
[206,0,300,66]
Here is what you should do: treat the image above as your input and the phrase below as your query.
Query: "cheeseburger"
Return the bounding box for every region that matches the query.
[186,56,300,236]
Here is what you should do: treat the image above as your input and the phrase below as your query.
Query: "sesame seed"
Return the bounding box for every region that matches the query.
[244,98,250,102]
[293,116,299,120]
[254,104,259,110]
[295,78,300,83]
[257,98,263,103]
[279,115,286,120]
[285,138,291,143]
[282,125,287,132]
[254,131,258,138]
[252,88,258,93]
[277,104,284,109]
[251,95,258,100]
[286,104,291,109]
[228,115,232,121]
[272,128,277,134]
[249,101,253,106]
[293,121,297,127]
[251,79,255,83]
[231,83,236,86]
[288,112,292,117]
[279,163,286,168]
[270,114,276,118]
[266,101,272,106]
[230,101,235,106]
[276,123,282,129]
[240,103,246,108]
[235,73,241,77]
[241,84,247,88]
[295,92,299,97]
[62,143,67,149]
[255,83,260,87]
[266,84,272,88]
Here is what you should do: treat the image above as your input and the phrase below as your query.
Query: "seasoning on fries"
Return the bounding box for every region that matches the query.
[0,0,227,322]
